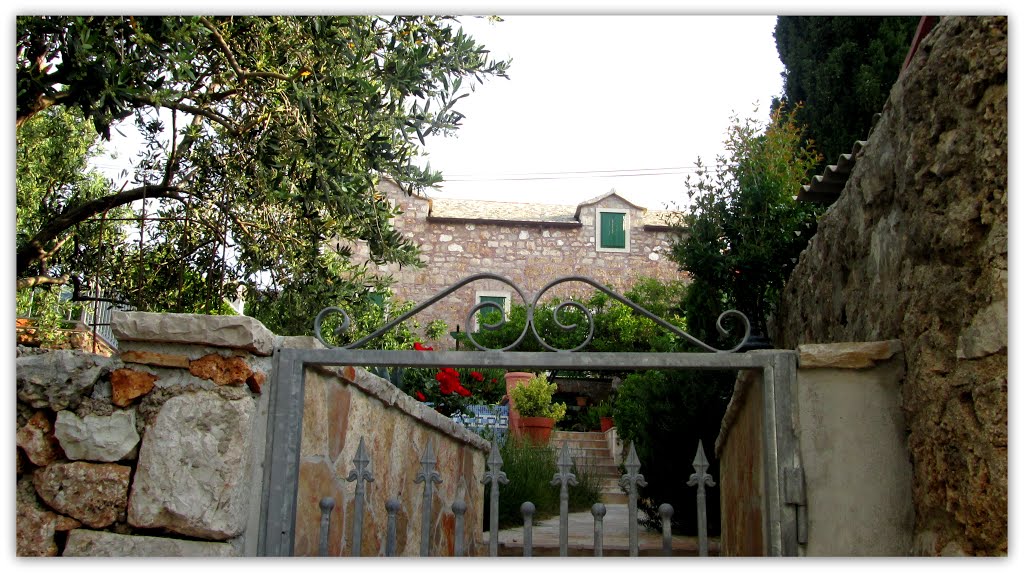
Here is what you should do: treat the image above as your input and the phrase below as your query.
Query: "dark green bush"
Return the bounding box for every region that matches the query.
[613,368,734,536]
[483,435,602,530]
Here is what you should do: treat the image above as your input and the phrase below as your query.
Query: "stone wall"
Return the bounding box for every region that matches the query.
[288,337,489,557]
[16,312,275,557]
[16,311,489,557]
[773,16,1007,555]
[366,180,682,342]
[715,342,914,556]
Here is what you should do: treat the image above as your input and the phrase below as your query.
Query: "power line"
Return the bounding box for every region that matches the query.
[442,165,720,182]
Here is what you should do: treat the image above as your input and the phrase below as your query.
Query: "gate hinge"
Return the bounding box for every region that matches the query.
[784,466,808,545]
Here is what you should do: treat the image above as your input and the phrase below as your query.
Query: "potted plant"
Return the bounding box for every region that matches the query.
[592,400,615,433]
[508,373,567,444]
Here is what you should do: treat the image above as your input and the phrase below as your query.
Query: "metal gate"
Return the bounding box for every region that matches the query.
[257,274,803,556]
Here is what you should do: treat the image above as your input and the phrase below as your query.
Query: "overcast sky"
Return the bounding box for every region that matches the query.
[418,14,785,210]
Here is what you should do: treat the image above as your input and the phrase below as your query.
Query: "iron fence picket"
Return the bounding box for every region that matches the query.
[521,501,535,557]
[384,498,401,556]
[481,437,509,556]
[619,443,647,557]
[591,503,606,556]
[318,497,335,557]
[551,443,578,557]
[346,437,374,557]
[414,439,442,556]
[659,503,674,556]
[452,499,467,557]
[687,440,716,557]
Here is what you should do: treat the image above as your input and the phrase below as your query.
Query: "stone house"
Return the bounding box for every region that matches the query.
[361,178,686,343]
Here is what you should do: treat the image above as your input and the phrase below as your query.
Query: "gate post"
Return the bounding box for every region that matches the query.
[761,350,802,557]
[258,347,307,557]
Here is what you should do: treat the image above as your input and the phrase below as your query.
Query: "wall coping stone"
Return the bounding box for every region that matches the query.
[280,336,491,452]
[714,342,905,458]
[797,340,903,369]
[111,311,275,356]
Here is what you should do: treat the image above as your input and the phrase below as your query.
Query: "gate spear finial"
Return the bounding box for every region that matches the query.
[687,439,716,557]
[550,442,578,556]
[481,437,509,556]
[618,442,647,556]
[346,436,375,556]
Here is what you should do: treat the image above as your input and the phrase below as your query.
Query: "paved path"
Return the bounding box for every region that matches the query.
[484,504,720,557]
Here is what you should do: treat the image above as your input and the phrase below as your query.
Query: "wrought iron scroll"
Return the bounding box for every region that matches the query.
[314,273,751,353]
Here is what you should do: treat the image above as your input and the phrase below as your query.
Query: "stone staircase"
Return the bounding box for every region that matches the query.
[549,430,626,504]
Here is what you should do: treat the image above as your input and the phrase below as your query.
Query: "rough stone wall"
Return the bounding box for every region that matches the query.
[291,343,488,557]
[369,180,682,342]
[16,312,275,557]
[16,311,490,557]
[774,16,1007,555]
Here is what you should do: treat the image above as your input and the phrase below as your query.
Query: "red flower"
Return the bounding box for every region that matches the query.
[436,368,460,395]
[414,342,433,351]
[415,391,427,401]
[454,384,472,397]
[469,371,484,382]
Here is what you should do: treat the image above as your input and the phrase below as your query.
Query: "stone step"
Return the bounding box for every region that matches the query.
[551,431,606,440]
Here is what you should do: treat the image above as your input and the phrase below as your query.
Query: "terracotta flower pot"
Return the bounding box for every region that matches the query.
[520,416,555,445]
[504,372,534,435]
[600,416,615,433]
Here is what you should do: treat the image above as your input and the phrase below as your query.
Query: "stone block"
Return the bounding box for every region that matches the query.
[798,340,902,369]
[33,462,131,528]
[54,409,140,462]
[189,353,257,386]
[17,411,62,466]
[110,368,158,407]
[63,529,235,557]
[956,300,1007,359]
[17,350,112,411]
[120,349,190,368]
[111,310,275,356]
[128,390,255,540]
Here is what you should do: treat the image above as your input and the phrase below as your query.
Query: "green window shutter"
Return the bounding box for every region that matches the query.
[477,296,506,327]
[600,212,626,249]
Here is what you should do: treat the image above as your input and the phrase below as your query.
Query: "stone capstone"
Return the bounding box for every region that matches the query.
[110,368,158,407]
[798,340,903,369]
[17,350,112,411]
[111,310,275,356]
[17,411,63,466]
[63,530,235,557]
[127,390,255,540]
[33,461,131,529]
[189,353,259,387]
[54,409,140,462]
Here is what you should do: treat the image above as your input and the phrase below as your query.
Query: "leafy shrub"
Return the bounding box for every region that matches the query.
[483,435,603,530]
[613,369,734,536]
[508,374,567,421]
